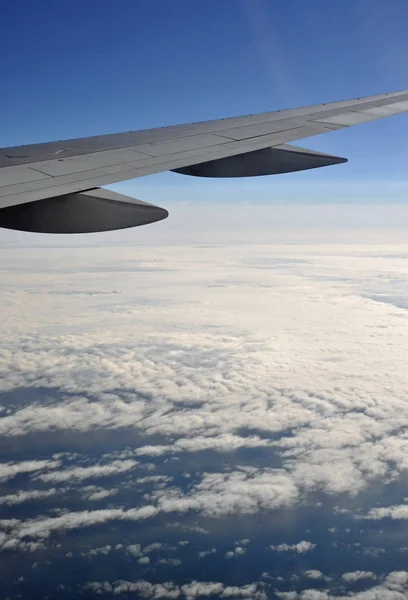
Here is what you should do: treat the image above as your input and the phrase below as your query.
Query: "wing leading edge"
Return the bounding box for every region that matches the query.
[0,89,407,233]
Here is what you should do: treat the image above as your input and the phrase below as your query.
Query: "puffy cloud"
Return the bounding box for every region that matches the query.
[0,535,45,553]
[181,581,231,599]
[86,545,112,557]
[303,571,324,580]
[3,236,408,513]
[85,579,264,599]
[127,544,142,557]
[154,468,298,517]
[364,504,408,520]
[225,546,246,559]
[297,592,329,600]
[198,548,216,558]
[275,570,408,599]
[270,541,316,554]
[3,263,408,511]
[342,571,376,583]
[385,571,408,591]
[143,542,166,554]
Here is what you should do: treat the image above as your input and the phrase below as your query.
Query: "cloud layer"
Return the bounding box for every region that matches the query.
[2,233,408,596]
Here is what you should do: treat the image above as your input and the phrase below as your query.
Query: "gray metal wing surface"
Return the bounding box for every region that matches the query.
[1,89,408,233]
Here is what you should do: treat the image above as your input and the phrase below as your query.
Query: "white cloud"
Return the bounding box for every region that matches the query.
[85,579,264,599]
[303,571,324,580]
[86,545,112,557]
[154,468,298,517]
[0,537,45,553]
[279,570,408,599]
[2,505,158,540]
[3,237,408,539]
[270,541,316,554]
[157,558,181,566]
[127,544,142,557]
[136,475,173,485]
[386,571,408,593]
[225,546,246,559]
[81,487,118,501]
[35,459,138,483]
[221,585,261,598]
[143,542,166,554]
[342,571,376,583]
[181,581,232,599]
[0,488,60,505]
[297,592,329,600]
[364,504,408,520]
[0,460,61,482]
[198,548,216,558]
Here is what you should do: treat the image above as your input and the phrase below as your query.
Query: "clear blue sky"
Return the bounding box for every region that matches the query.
[1,0,408,202]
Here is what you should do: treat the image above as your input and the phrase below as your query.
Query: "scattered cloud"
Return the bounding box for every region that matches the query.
[143,542,166,554]
[0,488,60,505]
[127,544,142,557]
[0,534,45,553]
[303,571,324,580]
[86,545,112,557]
[364,504,408,520]
[1,505,158,541]
[157,558,181,566]
[84,579,264,599]
[276,570,408,599]
[198,548,217,558]
[35,459,138,483]
[225,546,246,559]
[270,541,316,554]
[341,571,376,583]
[0,460,61,483]
[153,468,298,518]
[80,486,118,501]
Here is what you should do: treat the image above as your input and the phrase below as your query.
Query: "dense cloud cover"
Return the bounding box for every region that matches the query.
[2,225,408,598]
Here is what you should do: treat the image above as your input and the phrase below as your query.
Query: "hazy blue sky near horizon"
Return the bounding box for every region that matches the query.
[1,0,408,205]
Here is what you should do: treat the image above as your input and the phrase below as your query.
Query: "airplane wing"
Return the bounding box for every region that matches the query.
[1,89,407,233]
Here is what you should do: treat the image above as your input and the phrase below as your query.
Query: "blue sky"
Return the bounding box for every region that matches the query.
[1,0,408,202]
